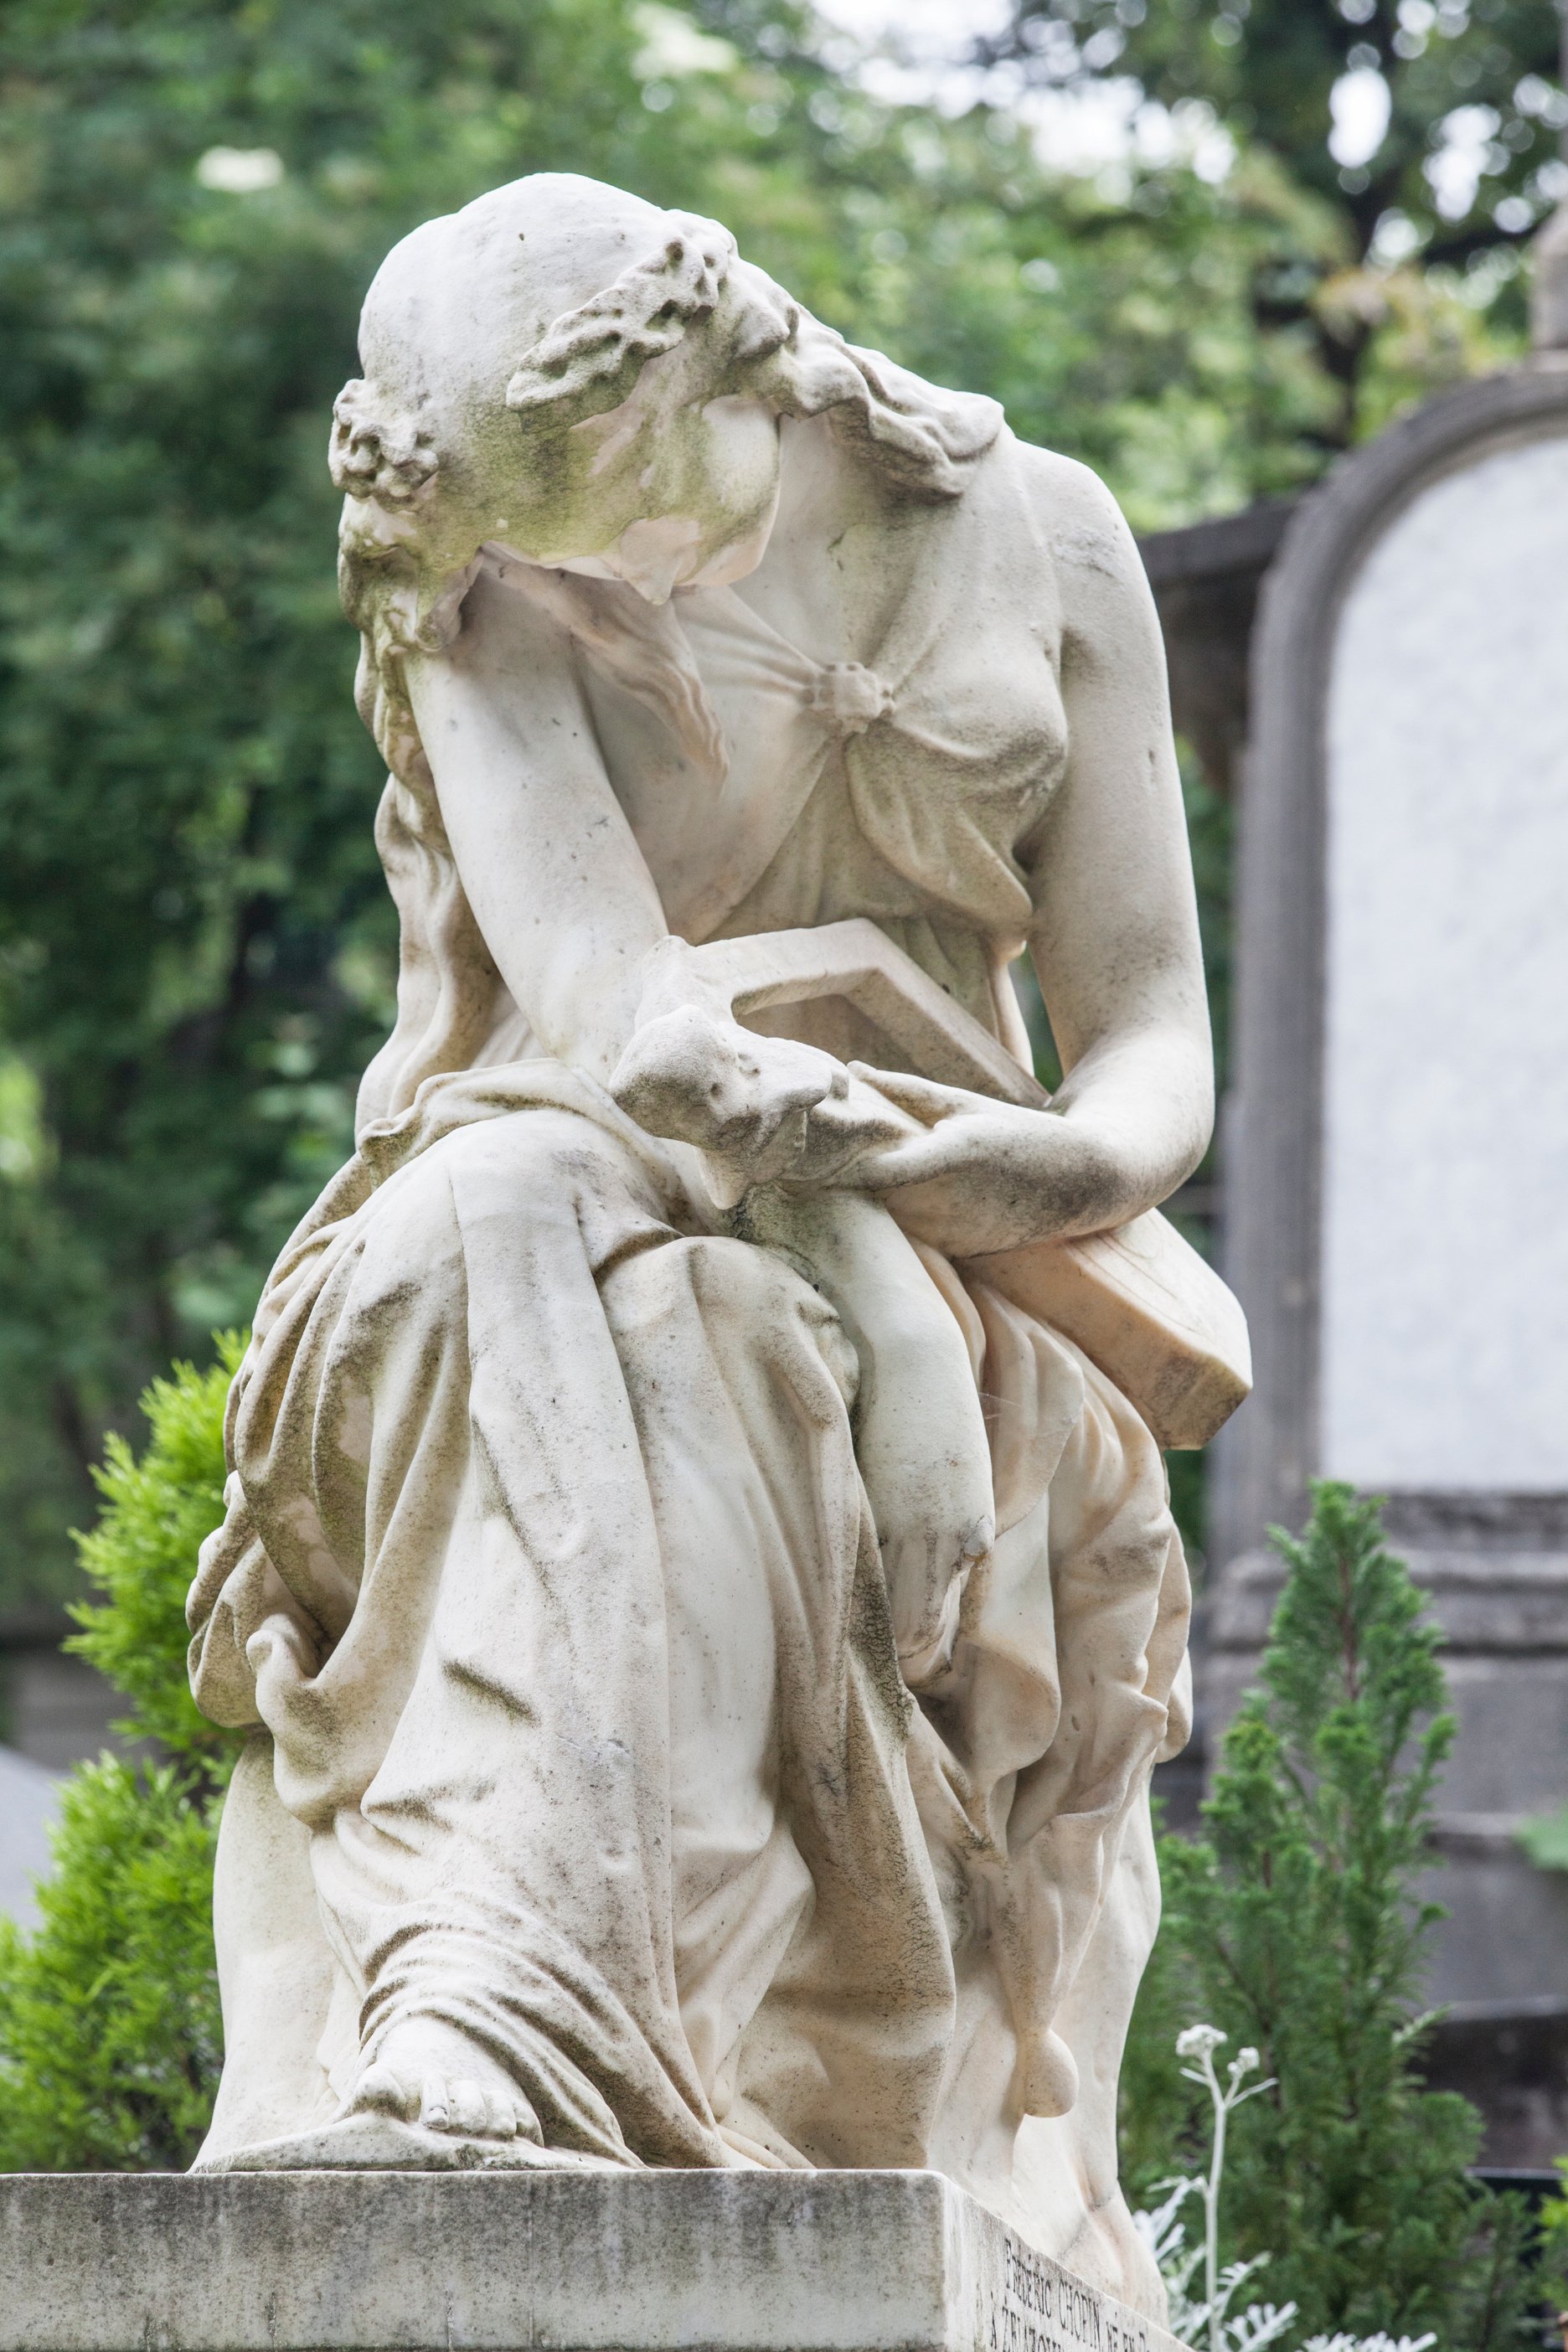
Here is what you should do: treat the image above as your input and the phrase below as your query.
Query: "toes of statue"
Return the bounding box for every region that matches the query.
[353,2061,418,2121]
[446,2078,490,2137]
[410,2068,541,2142]
[417,2074,456,2132]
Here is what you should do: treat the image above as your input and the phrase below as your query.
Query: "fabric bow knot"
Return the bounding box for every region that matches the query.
[809,661,893,735]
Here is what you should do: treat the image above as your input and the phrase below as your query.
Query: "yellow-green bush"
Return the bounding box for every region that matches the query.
[0,1344,239,2169]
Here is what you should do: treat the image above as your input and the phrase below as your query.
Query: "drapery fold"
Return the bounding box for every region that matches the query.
[190,1056,1188,2217]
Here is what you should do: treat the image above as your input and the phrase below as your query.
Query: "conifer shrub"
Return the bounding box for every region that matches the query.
[1122,1483,1532,2352]
[1536,2181,1568,2328]
[0,1758,226,2169]
[0,1343,240,2169]
[69,1336,245,1767]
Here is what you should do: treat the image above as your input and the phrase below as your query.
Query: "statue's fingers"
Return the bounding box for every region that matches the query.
[845,1061,953,1107]
[841,1130,953,1191]
[704,1071,824,1159]
[760,1067,836,1125]
[807,1092,919,1151]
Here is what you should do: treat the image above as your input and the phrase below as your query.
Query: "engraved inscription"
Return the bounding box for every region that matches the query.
[988,2238,1153,2352]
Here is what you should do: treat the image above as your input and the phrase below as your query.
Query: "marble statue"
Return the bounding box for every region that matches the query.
[184,172,1248,2310]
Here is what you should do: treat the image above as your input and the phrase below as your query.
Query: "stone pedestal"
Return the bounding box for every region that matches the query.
[0,2169,1179,2352]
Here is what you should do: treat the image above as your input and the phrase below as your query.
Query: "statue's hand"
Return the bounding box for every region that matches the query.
[843,1064,1128,1257]
[610,1007,919,1192]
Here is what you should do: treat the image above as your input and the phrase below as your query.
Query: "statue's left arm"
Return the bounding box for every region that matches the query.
[849,451,1214,1259]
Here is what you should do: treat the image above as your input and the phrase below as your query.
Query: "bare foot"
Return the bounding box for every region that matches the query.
[348,2017,543,2144]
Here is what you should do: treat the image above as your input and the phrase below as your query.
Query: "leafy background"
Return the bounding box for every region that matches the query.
[0,0,1556,1609]
[0,3,1565,2308]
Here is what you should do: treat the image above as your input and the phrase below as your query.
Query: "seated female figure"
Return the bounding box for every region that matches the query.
[187,173,1215,2311]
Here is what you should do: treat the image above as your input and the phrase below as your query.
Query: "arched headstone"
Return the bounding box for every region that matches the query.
[1211,354,1568,2073]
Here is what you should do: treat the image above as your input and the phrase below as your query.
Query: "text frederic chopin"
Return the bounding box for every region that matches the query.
[989,2239,1153,2352]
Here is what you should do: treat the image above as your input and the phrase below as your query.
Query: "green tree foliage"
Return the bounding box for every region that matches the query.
[0,1759,225,2170]
[989,0,1562,436]
[1537,2169,1568,2319]
[69,1331,245,1761]
[0,1352,237,2170]
[0,0,1369,1612]
[0,0,1530,1608]
[1122,1483,1532,2350]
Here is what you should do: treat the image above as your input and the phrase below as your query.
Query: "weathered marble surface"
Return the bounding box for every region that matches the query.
[183,170,1241,2310]
[0,2170,1181,2352]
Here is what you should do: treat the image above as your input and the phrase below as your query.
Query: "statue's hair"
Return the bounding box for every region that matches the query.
[504,212,736,419]
[329,211,1000,520]
[330,381,437,505]
[499,217,1002,502]
[776,313,1000,498]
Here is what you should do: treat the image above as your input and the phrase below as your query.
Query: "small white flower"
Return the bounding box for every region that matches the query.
[1235,2045,1261,2075]
[1177,2022,1226,2058]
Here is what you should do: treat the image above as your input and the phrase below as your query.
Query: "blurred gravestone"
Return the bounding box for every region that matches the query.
[0,1744,59,1930]
[1210,259,1568,2157]
[0,1609,120,1774]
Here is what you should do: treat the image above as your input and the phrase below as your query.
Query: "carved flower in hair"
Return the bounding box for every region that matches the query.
[330,381,439,504]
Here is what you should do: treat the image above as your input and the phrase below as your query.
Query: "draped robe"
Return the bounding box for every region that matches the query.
[187,423,1190,2304]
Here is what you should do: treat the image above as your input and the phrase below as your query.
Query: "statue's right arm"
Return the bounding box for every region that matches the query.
[404,562,669,1089]
[404,562,906,1173]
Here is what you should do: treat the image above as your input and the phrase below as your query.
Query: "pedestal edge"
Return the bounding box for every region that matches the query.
[0,2166,1183,2352]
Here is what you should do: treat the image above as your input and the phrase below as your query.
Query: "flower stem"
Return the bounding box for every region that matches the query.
[1205,2048,1225,2352]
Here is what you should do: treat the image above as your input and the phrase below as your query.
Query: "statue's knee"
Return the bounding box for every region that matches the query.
[416,1111,645,1231]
